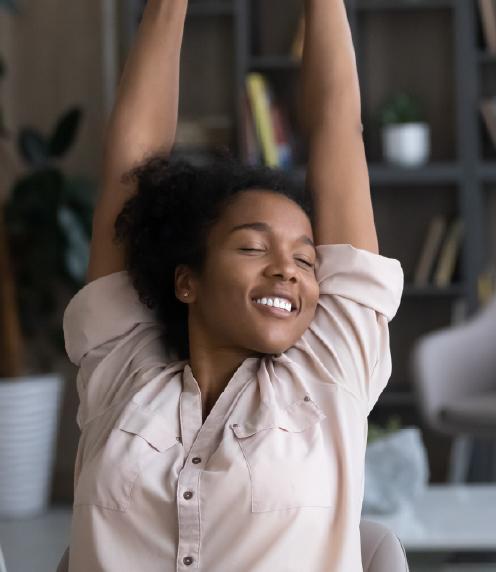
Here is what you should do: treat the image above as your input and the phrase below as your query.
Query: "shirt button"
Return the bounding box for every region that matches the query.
[183,491,193,500]
[232,423,239,428]
[192,457,202,464]
[304,395,311,402]
[183,556,194,566]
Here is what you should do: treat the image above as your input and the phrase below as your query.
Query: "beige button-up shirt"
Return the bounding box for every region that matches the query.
[63,243,404,572]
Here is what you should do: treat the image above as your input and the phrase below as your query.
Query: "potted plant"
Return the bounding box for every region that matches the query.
[0,0,94,518]
[378,91,431,167]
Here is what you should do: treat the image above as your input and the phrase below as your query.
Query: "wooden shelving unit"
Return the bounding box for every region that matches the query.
[123,0,496,481]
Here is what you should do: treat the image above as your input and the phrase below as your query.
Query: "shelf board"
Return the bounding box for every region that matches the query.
[478,162,496,183]
[403,283,465,297]
[288,163,461,186]
[368,162,461,185]
[248,56,300,71]
[187,1,233,16]
[355,0,453,11]
[478,50,496,64]
[377,390,416,407]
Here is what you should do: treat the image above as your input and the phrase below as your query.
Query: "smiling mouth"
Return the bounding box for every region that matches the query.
[251,299,297,318]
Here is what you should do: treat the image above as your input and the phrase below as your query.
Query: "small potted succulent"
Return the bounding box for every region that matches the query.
[378,91,431,167]
[0,0,94,518]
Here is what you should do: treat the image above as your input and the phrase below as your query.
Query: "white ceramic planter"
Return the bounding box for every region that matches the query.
[382,122,431,167]
[0,374,64,519]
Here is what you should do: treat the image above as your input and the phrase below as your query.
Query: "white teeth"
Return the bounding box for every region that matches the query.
[254,297,292,313]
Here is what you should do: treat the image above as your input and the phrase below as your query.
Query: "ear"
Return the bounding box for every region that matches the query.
[174,264,196,303]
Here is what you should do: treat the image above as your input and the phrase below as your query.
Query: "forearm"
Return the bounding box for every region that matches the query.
[102,0,188,182]
[299,0,361,136]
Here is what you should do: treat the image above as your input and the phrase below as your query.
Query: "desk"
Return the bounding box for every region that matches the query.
[362,485,496,571]
[0,507,72,572]
[1,487,495,572]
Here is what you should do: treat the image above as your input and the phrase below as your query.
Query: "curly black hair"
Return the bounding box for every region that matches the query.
[114,147,314,361]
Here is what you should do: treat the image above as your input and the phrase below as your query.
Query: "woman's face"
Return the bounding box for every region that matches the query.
[177,189,320,357]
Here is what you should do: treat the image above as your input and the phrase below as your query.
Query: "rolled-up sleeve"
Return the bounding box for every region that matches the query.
[63,272,174,428]
[286,243,404,415]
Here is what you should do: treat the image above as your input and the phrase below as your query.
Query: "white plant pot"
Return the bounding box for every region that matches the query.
[0,374,64,519]
[382,122,431,167]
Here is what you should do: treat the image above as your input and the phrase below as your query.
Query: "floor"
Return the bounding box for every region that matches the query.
[0,507,495,572]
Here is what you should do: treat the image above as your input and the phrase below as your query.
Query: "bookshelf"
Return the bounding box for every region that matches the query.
[123,0,496,481]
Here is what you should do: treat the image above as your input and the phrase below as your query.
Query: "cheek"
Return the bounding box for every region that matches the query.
[306,277,320,308]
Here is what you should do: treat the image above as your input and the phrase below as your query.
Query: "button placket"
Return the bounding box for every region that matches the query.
[177,464,201,570]
[176,357,261,570]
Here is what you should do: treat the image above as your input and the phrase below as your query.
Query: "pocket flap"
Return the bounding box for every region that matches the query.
[232,397,326,439]
[118,403,179,452]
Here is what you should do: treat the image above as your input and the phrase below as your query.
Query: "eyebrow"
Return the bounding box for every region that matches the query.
[228,222,316,251]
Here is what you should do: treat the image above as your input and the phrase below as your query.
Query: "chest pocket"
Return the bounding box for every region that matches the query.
[232,396,335,512]
[74,401,180,512]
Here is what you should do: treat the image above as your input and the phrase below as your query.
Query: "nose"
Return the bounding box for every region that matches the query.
[264,253,298,282]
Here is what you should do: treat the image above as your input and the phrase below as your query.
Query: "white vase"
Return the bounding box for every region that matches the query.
[0,374,64,519]
[382,122,431,167]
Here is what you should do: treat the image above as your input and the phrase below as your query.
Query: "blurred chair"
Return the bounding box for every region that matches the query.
[0,543,6,572]
[411,293,496,482]
[55,521,409,572]
[360,519,409,571]
[56,546,68,572]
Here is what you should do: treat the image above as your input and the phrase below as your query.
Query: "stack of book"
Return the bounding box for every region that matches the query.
[479,0,496,55]
[240,73,297,169]
[413,216,464,288]
[240,10,305,168]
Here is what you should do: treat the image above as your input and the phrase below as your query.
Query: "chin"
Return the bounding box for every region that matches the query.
[250,338,295,356]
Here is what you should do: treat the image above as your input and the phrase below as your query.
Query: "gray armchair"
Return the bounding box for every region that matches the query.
[56,520,409,571]
[410,292,496,482]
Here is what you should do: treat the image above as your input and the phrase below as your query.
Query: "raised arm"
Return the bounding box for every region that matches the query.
[299,0,379,254]
[87,0,188,283]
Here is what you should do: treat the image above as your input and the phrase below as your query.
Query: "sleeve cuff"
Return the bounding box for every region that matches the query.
[63,271,158,366]
[315,243,404,322]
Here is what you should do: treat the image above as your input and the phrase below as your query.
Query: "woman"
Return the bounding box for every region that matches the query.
[63,0,404,570]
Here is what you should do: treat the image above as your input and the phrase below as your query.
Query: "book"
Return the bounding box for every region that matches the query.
[433,217,464,288]
[245,73,279,167]
[413,215,448,287]
[291,12,305,61]
[478,262,496,305]
[269,97,294,169]
[240,90,262,166]
[480,97,496,149]
[478,0,496,54]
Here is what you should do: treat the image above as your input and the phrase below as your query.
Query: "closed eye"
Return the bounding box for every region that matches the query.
[239,249,314,268]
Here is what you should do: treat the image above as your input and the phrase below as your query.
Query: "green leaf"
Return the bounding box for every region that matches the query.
[18,128,50,167]
[378,91,424,125]
[49,107,83,158]
[62,176,96,236]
